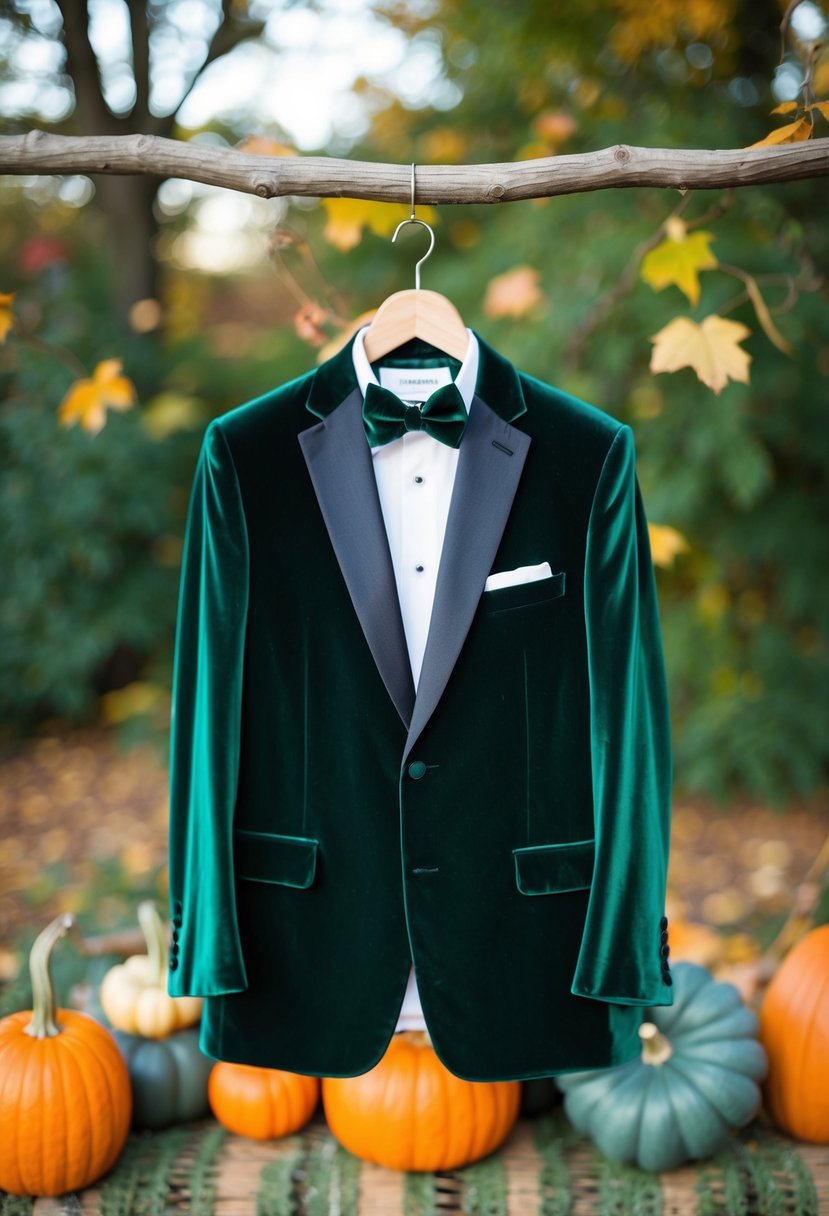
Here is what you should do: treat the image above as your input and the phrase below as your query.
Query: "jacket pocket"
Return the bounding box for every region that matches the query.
[482,570,566,615]
[233,828,319,889]
[513,837,595,895]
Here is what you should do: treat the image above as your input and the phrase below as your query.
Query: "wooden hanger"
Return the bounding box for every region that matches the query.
[362,164,469,364]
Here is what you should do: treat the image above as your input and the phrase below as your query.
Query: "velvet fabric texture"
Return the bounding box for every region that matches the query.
[166,331,674,1081]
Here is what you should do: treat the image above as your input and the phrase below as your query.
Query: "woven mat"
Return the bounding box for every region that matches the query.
[1,1110,826,1216]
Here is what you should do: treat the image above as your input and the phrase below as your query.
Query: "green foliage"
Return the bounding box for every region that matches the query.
[0,338,181,733]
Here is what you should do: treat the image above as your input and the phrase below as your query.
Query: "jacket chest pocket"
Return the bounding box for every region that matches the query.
[481,570,566,616]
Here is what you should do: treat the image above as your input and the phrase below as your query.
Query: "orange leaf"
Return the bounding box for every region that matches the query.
[0,292,15,343]
[294,303,329,347]
[649,315,752,394]
[532,110,578,146]
[746,117,812,147]
[238,135,297,157]
[483,267,545,319]
[58,358,137,434]
[770,101,798,115]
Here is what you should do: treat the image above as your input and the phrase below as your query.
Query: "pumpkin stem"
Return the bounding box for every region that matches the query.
[639,1021,674,1065]
[137,899,168,985]
[24,912,74,1038]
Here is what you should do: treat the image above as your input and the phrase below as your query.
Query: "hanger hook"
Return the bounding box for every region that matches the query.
[391,162,434,290]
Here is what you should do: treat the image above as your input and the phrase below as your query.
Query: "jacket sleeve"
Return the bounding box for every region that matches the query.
[570,423,674,1007]
[166,420,250,998]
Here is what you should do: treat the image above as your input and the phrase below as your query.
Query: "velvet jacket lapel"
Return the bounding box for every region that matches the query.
[299,330,531,754]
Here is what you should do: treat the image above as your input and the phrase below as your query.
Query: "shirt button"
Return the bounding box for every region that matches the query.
[414,475,424,484]
[415,564,424,573]
[408,760,427,780]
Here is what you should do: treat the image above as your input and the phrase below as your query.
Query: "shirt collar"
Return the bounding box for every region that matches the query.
[351,325,479,414]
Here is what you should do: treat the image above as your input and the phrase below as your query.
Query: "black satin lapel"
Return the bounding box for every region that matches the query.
[298,389,415,727]
[403,396,531,761]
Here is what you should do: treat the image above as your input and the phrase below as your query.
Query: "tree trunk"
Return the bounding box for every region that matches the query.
[94,173,160,324]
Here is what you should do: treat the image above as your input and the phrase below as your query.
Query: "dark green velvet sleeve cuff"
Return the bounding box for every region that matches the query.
[166,421,250,998]
[570,425,674,1007]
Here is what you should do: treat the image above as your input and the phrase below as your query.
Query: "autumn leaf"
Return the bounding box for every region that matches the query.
[238,134,298,157]
[322,198,438,252]
[746,117,812,147]
[650,315,752,394]
[532,110,578,145]
[420,128,468,164]
[0,292,15,342]
[640,219,718,307]
[100,681,167,724]
[483,266,545,319]
[58,358,136,434]
[649,523,690,567]
[294,302,330,347]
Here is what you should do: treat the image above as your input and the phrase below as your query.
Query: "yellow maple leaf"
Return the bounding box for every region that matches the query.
[641,223,718,307]
[648,523,690,567]
[650,315,752,395]
[0,292,15,343]
[322,198,438,253]
[484,266,545,319]
[58,358,136,434]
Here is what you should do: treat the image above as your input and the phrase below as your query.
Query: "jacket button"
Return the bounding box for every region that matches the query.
[660,929,669,944]
[169,957,179,971]
[408,760,427,780]
[172,913,182,928]
[660,944,670,958]
[659,915,668,930]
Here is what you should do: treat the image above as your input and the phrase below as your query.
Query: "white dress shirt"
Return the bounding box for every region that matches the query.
[351,324,480,1030]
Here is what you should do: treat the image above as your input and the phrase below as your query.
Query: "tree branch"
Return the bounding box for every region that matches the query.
[171,2,266,123]
[1,132,828,202]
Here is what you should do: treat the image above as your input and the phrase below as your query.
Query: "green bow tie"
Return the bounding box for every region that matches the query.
[362,381,469,449]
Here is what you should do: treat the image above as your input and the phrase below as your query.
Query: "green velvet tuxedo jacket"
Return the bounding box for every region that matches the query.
[166,330,674,1081]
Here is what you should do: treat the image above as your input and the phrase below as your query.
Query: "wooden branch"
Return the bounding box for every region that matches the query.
[174,4,267,118]
[1,131,828,202]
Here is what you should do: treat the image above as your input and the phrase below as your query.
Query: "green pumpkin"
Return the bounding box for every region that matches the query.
[112,1026,214,1130]
[557,961,767,1172]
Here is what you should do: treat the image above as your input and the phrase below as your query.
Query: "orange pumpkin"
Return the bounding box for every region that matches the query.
[0,913,132,1196]
[322,1030,521,1171]
[208,1060,319,1139]
[759,924,829,1142]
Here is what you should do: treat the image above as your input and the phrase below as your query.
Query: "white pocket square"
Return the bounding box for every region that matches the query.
[484,561,553,592]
